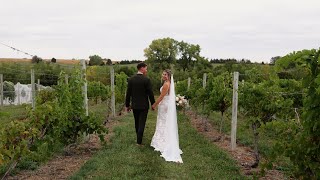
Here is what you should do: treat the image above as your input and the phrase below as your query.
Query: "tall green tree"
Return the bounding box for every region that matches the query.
[177,41,201,71]
[193,56,212,76]
[144,37,178,71]
[31,56,43,63]
[270,56,281,65]
[89,55,103,66]
[106,59,112,65]
[275,49,316,80]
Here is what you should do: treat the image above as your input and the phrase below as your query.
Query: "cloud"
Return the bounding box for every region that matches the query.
[0,0,319,62]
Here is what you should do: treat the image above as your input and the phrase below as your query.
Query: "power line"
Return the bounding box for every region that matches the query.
[0,42,34,57]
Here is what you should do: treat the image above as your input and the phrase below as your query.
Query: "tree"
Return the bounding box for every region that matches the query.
[193,56,212,75]
[210,58,237,64]
[31,56,43,63]
[51,58,57,63]
[275,49,316,80]
[116,66,135,77]
[176,41,201,71]
[270,56,281,65]
[89,55,103,66]
[144,37,178,71]
[106,59,112,65]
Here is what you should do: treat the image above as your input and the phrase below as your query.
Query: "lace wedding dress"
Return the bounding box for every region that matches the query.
[151,76,183,163]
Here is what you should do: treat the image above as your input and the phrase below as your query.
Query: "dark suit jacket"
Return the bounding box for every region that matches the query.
[126,74,155,110]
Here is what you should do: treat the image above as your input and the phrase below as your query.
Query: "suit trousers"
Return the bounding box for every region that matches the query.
[133,109,149,144]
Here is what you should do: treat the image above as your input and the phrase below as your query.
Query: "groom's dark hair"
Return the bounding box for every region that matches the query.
[137,62,147,70]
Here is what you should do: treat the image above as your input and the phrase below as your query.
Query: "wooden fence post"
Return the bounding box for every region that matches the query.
[110,67,115,117]
[231,72,239,151]
[37,79,40,91]
[31,69,35,110]
[203,73,207,88]
[17,82,21,105]
[81,60,89,116]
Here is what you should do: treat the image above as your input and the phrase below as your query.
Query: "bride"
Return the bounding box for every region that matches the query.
[151,69,183,163]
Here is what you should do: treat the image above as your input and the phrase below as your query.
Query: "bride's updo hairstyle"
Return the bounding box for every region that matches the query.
[164,69,172,82]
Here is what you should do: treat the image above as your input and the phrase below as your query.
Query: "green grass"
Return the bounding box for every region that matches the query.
[0,104,29,126]
[70,110,245,179]
[88,101,110,116]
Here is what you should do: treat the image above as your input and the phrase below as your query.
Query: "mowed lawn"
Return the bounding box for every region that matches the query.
[70,110,245,179]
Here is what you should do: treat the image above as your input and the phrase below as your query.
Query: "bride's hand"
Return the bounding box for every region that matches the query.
[152,104,156,110]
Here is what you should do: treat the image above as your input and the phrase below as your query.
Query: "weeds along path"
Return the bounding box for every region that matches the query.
[7,115,121,180]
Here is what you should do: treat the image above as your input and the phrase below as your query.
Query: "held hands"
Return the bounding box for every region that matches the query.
[151,104,157,111]
[126,106,132,112]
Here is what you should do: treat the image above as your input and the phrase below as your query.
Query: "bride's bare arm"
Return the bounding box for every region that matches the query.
[152,82,170,109]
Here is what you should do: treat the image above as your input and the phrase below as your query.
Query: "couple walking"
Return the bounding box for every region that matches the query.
[125,62,183,163]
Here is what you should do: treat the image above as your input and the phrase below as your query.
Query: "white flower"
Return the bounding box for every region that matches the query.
[175,94,189,109]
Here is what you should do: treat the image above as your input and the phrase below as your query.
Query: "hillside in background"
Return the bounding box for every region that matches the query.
[0,58,131,65]
[0,58,80,64]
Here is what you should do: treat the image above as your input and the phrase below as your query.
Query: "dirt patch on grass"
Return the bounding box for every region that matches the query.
[6,118,121,180]
[185,110,288,180]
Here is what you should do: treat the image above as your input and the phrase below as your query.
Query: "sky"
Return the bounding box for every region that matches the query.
[0,0,319,63]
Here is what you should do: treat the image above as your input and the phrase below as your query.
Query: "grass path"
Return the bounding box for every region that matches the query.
[70,110,245,179]
[0,105,28,126]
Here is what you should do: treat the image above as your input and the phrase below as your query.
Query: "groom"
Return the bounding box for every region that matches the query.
[126,62,155,146]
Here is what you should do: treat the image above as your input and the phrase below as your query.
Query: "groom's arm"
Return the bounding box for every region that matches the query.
[125,79,132,110]
[146,78,155,106]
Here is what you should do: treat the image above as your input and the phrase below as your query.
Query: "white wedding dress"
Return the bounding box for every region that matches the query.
[151,75,183,163]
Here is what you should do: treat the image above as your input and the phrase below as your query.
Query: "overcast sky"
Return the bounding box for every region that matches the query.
[1,0,319,62]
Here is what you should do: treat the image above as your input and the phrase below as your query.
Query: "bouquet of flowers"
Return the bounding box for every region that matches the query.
[175,94,189,110]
